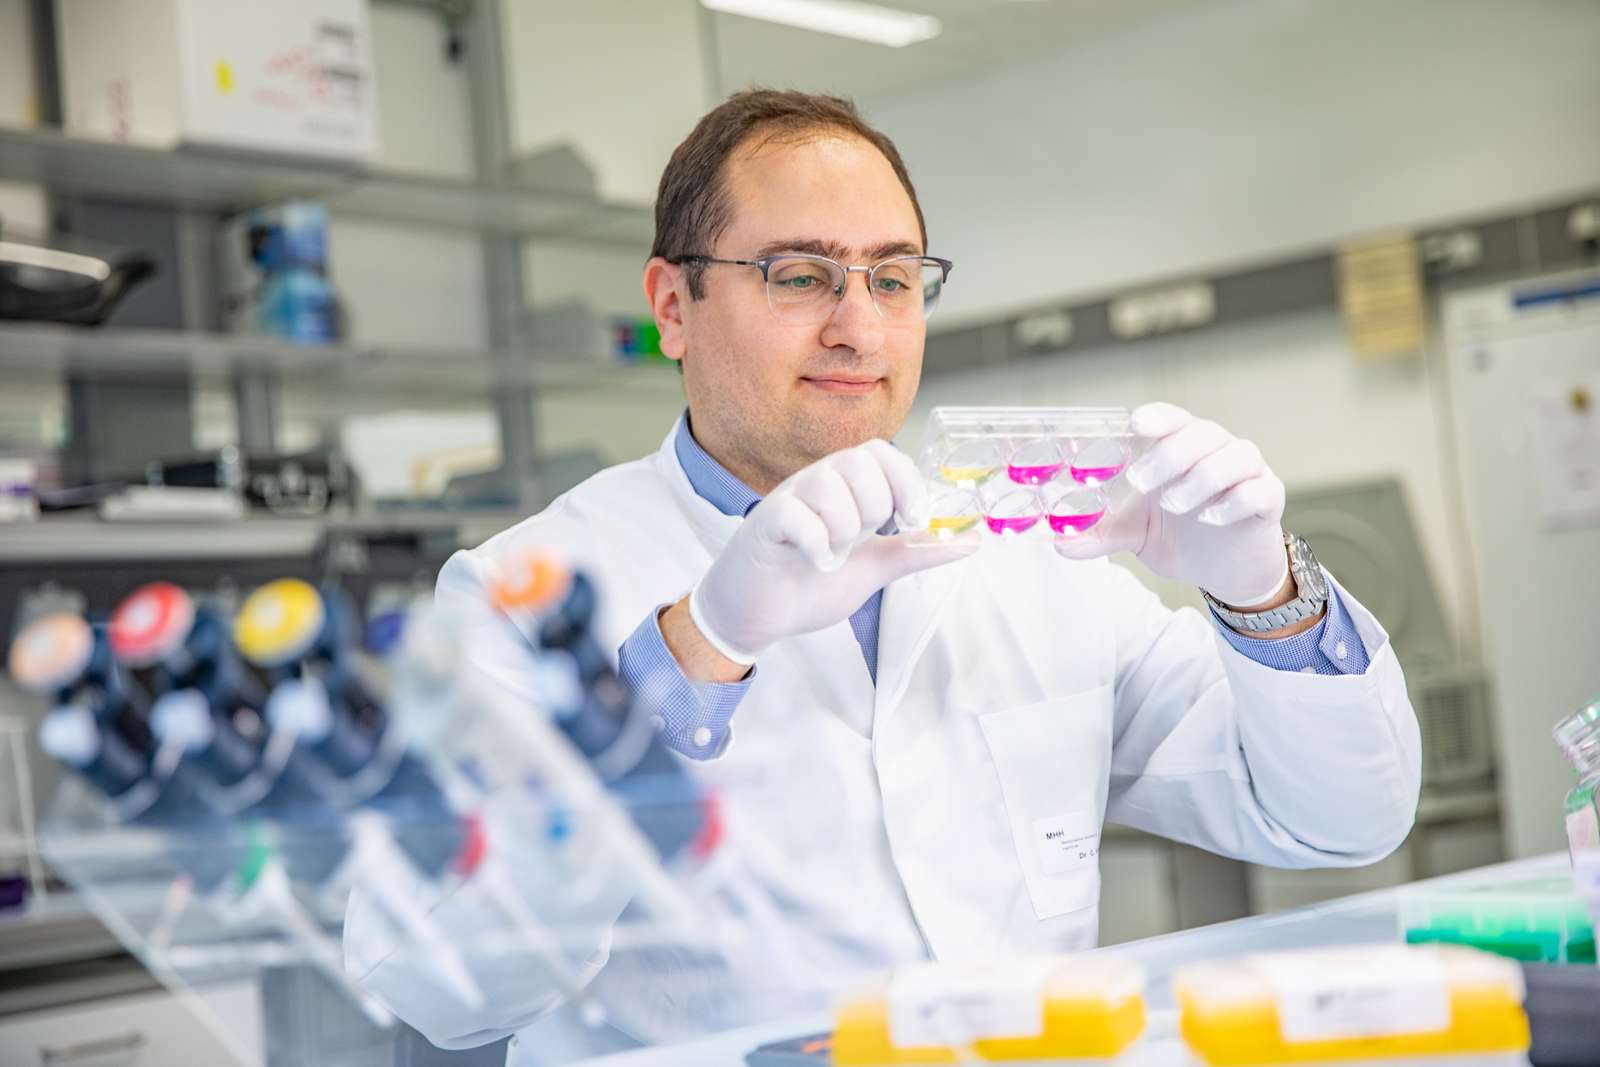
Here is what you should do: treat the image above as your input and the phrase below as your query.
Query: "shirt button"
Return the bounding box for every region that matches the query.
[1334,641,1348,661]
[693,726,712,748]
[649,715,666,733]
[1300,666,1317,674]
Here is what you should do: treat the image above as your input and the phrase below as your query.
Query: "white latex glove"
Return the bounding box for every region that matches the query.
[690,439,977,665]
[1053,402,1290,607]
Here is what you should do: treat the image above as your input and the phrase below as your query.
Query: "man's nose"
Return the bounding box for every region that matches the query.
[818,270,885,354]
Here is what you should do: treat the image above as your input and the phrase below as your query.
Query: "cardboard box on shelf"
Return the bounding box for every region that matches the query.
[56,0,378,161]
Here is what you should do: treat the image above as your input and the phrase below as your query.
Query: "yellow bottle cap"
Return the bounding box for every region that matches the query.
[234,579,325,667]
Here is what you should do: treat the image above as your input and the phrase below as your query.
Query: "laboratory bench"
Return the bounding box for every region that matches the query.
[576,852,1582,1067]
[0,851,1571,1066]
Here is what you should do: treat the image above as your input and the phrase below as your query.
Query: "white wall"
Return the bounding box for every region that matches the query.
[0,0,60,450]
[327,4,486,351]
[0,0,46,231]
[499,0,710,204]
[522,237,650,321]
[866,0,1600,326]
[283,3,493,466]
[367,2,474,180]
[323,4,687,489]
[537,385,684,468]
[871,0,1600,655]
[0,0,36,129]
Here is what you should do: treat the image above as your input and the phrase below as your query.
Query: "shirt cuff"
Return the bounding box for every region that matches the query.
[1209,578,1371,676]
[616,603,754,760]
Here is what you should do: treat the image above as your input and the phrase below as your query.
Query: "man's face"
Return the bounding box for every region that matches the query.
[665,132,927,492]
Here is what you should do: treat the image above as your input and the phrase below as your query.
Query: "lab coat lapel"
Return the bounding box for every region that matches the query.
[873,555,970,733]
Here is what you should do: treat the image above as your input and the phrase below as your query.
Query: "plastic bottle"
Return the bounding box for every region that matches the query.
[1553,699,1600,936]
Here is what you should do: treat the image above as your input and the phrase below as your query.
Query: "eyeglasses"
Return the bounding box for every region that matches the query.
[675,252,953,326]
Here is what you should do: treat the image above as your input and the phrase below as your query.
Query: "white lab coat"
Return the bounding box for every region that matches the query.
[345,417,1421,1063]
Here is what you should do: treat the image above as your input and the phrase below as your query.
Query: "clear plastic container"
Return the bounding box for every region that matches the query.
[832,955,1145,1065]
[908,407,1142,548]
[1173,944,1529,1066]
[1553,698,1600,936]
[1398,876,1595,964]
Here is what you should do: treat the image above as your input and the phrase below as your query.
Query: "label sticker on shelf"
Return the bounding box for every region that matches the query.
[887,959,1053,1049]
[1252,947,1450,1042]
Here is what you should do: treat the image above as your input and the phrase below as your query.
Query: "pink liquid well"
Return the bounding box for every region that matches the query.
[1007,462,1065,485]
[986,513,1041,534]
[1070,463,1125,486]
[1049,510,1105,534]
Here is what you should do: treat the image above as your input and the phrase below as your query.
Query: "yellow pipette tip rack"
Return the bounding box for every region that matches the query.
[1174,944,1529,1066]
[234,578,326,667]
[832,956,1145,1065]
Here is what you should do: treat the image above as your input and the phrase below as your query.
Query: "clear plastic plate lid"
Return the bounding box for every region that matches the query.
[908,406,1141,546]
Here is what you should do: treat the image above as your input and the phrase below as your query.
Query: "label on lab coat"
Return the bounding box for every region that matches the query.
[1252,948,1449,1042]
[887,959,1050,1048]
[1030,810,1100,876]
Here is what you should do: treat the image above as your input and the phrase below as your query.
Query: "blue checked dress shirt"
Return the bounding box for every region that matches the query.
[618,415,1370,759]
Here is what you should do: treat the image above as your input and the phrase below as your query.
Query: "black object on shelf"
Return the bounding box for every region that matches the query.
[154,448,359,516]
[36,481,128,512]
[0,225,157,327]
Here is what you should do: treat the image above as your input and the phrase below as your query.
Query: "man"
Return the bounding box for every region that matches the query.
[348,90,1420,1058]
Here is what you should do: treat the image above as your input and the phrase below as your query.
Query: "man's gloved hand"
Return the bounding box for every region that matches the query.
[690,439,976,665]
[1053,402,1290,607]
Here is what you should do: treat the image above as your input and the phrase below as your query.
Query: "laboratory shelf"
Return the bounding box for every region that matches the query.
[0,125,655,243]
[0,511,524,563]
[0,890,124,976]
[0,322,684,399]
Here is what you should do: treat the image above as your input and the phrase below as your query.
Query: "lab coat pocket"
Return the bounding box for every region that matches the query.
[978,686,1112,921]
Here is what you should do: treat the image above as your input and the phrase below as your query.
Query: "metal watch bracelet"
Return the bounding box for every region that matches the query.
[1201,533,1329,634]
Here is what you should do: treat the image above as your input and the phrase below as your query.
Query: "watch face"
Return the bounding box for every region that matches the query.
[1290,536,1328,599]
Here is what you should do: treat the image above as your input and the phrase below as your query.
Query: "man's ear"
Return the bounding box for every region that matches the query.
[642,257,689,363]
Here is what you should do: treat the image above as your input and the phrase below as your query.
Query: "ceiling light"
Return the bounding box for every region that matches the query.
[701,0,942,48]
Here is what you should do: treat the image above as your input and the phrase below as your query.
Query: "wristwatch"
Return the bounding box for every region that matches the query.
[1201,532,1329,634]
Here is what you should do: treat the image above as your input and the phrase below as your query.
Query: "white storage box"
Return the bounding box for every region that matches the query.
[56,0,378,160]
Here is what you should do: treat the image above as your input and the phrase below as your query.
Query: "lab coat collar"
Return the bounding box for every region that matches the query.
[654,415,744,554]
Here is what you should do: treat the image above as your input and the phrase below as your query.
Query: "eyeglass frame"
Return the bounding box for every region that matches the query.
[670,251,955,323]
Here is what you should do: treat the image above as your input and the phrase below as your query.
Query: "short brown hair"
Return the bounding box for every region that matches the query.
[651,89,927,300]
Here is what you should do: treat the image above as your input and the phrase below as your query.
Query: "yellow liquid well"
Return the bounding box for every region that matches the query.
[926,514,980,533]
[939,465,997,486]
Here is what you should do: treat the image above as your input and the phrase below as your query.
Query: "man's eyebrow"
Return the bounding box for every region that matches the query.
[752,237,850,260]
[864,239,923,261]
[751,237,924,261]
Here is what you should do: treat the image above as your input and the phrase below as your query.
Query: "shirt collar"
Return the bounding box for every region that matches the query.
[674,411,763,518]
